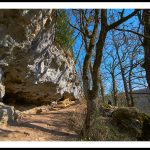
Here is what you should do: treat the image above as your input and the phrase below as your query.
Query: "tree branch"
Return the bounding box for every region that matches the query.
[68,22,85,37]
[108,10,140,30]
[115,28,150,40]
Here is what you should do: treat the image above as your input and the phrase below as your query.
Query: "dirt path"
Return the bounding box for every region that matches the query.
[0,103,81,141]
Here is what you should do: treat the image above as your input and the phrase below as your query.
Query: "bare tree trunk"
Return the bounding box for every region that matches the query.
[83,90,100,136]
[99,71,105,103]
[111,73,118,106]
[82,64,100,137]
[81,10,100,137]
[143,10,150,89]
[128,72,134,107]
[128,57,134,107]
[82,32,107,137]
[120,62,130,107]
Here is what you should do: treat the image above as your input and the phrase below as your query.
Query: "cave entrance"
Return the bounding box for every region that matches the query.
[2,92,43,112]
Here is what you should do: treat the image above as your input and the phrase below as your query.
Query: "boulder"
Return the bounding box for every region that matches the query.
[0,102,18,125]
[0,63,8,101]
[0,83,5,101]
[139,113,150,140]
[111,107,143,138]
[111,107,150,140]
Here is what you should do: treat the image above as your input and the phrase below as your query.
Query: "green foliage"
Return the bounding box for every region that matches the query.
[54,10,74,51]
[102,102,112,109]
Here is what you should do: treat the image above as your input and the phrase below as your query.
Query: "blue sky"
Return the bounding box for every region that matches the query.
[67,9,147,94]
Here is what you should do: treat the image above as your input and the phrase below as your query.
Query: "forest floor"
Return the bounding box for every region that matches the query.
[0,101,85,141]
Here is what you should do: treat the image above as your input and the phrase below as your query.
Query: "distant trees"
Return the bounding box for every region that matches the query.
[103,50,119,106]
[103,25,145,107]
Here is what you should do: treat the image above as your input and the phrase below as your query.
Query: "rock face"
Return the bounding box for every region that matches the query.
[0,10,81,105]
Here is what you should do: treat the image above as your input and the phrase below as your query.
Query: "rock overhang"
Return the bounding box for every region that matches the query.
[0,9,81,105]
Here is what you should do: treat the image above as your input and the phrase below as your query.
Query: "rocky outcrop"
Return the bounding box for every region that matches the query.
[0,10,81,105]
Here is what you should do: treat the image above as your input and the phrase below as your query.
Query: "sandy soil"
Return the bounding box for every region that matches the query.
[0,102,82,141]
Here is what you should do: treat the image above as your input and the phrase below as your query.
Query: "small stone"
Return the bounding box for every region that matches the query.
[36,109,42,114]
[23,132,30,136]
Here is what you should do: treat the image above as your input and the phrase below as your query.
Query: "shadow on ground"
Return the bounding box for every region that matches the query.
[16,121,78,139]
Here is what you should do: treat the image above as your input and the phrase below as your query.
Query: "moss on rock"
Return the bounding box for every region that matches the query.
[139,113,150,140]
[111,107,150,140]
[111,107,143,138]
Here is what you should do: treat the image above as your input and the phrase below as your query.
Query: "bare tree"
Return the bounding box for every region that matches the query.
[99,70,105,103]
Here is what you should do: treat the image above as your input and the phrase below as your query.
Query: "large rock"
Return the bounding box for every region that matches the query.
[111,107,150,140]
[0,10,81,105]
[0,83,5,100]
[0,63,8,100]
[0,102,18,125]
[111,107,143,138]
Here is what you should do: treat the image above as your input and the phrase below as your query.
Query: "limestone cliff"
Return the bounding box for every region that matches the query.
[0,10,81,105]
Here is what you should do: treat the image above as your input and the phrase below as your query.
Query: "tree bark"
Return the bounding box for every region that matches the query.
[129,72,134,107]
[143,10,150,89]
[111,73,118,106]
[128,54,134,107]
[99,71,105,103]
[118,54,130,107]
